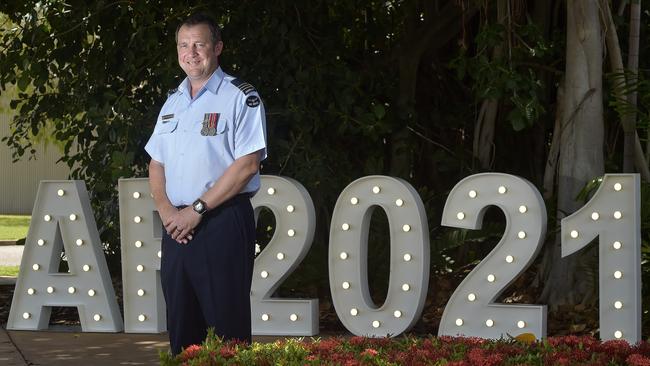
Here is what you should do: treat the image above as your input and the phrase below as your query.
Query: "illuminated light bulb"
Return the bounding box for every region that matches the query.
[372,320,381,328]
[136,265,144,272]
[88,289,96,297]
[137,289,145,297]
[289,314,298,322]
[93,314,102,321]
[133,216,142,223]
[69,214,77,221]
[138,314,146,322]
[570,230,579,239]
[372,186,381,194]
[276,252,285,260]
[44,215,51,222]
[487,274,496,282]
[402,283,410,291]
[402,224,411,232]
[286,205,295,213]
[37,239,45,246]
[287,229,296,237]
[261,314,270,321]
[47,286,54,293]
[591,212,600,221]
[260,270,269,278]
[350,308,358,316]
[341,223,350,231]
[342,281,350,289]
[23,312,30,320]
[158,251,162,258]
[467,293,476,302]
[76,239,84,246]
[517,321,526,329]
[614,183,622,191]
[394,310,402,318]
[395,199,404,207]
[613,241,622,250]
[455,318,463,326]
[498,186,507,194]
[614,330,623,339]
[57,189,65,197]
[517,231,527,239]
[150,193,154,198]
[82,264,91,272]
[614,301,623,309]
[32,264,40,271]
[267,187,276,195]
[614,211,622,219]
[134,240,142,248]
[132,192,141,199]
[468,190,477,198]
[519,205,527,213]
[27,288,35,295]
[350,197,359,205]
[68,286,76,294]
[403,253,412,262]
[485,319,494,327]
[614,271,623,279]
[456,212,465,220]
[339,252,348,260]
[505,255,514,263]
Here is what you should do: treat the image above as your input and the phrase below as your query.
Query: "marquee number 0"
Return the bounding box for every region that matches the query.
[328,176,430,337]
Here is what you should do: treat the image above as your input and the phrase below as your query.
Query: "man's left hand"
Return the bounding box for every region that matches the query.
[165,207,202,244]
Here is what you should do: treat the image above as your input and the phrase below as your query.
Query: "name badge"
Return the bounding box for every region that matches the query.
[161,114,174,123]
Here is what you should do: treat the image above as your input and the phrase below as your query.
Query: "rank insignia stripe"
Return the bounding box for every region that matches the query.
[231,78,257,95]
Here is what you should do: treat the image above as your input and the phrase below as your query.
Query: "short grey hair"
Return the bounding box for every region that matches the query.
[176,12,222,44]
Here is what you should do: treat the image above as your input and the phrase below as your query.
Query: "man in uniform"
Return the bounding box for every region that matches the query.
[145,12,266,355]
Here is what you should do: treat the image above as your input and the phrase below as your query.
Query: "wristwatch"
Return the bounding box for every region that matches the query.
[192,198,208,215]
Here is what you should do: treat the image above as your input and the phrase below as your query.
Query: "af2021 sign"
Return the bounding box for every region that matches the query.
[6,174,641,343]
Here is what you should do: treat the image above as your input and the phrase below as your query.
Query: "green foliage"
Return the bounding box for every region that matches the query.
[449,21,559,131]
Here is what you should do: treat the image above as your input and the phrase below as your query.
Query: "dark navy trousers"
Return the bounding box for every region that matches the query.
[161,194,255,355]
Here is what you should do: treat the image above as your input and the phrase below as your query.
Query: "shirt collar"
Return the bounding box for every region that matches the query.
[177,67,225,98]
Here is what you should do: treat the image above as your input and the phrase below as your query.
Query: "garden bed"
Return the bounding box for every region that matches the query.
[160,332,650,366]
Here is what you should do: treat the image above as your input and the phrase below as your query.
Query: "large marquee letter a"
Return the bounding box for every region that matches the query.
[7,181,123,332]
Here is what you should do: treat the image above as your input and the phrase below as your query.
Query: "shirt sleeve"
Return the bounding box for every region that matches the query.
[234,92,268,160]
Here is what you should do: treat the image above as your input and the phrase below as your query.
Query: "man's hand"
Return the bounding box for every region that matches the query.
[164,207,202,244]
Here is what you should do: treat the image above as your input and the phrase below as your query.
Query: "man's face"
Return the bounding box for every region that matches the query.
[176,24,222,84]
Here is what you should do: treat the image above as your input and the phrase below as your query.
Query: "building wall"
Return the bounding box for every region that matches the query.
[0,86,71,214]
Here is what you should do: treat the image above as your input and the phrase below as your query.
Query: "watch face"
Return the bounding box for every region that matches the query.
[195,202,204,211]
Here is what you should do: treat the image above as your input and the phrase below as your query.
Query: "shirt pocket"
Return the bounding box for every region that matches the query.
[153,119,178,134]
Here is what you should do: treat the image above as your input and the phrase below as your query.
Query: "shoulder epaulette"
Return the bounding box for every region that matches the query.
[231,78,256,95]
[167,88,178,98]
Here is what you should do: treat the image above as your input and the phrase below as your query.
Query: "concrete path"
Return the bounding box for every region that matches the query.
[0,245,23,266]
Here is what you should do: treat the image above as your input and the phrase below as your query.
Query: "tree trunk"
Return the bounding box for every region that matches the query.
[599,0,650,179]
[472,0,507,170]
[540,0,604,309]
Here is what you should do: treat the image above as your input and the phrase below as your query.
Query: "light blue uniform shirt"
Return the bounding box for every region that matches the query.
[145,67,267,206]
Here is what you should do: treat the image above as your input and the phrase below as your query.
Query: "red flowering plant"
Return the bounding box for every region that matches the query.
[160,332,650,366]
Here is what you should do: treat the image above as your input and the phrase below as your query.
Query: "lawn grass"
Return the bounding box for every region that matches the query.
[0,265,19,277]
[0,215,31,240]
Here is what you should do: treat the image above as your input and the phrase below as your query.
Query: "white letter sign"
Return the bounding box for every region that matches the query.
[8,181,122,332]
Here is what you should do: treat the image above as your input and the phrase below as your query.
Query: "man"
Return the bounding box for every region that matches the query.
[145,12,266,355]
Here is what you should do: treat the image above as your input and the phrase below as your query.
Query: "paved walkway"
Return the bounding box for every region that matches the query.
[0,327,293,365]
[0,245,23,267]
